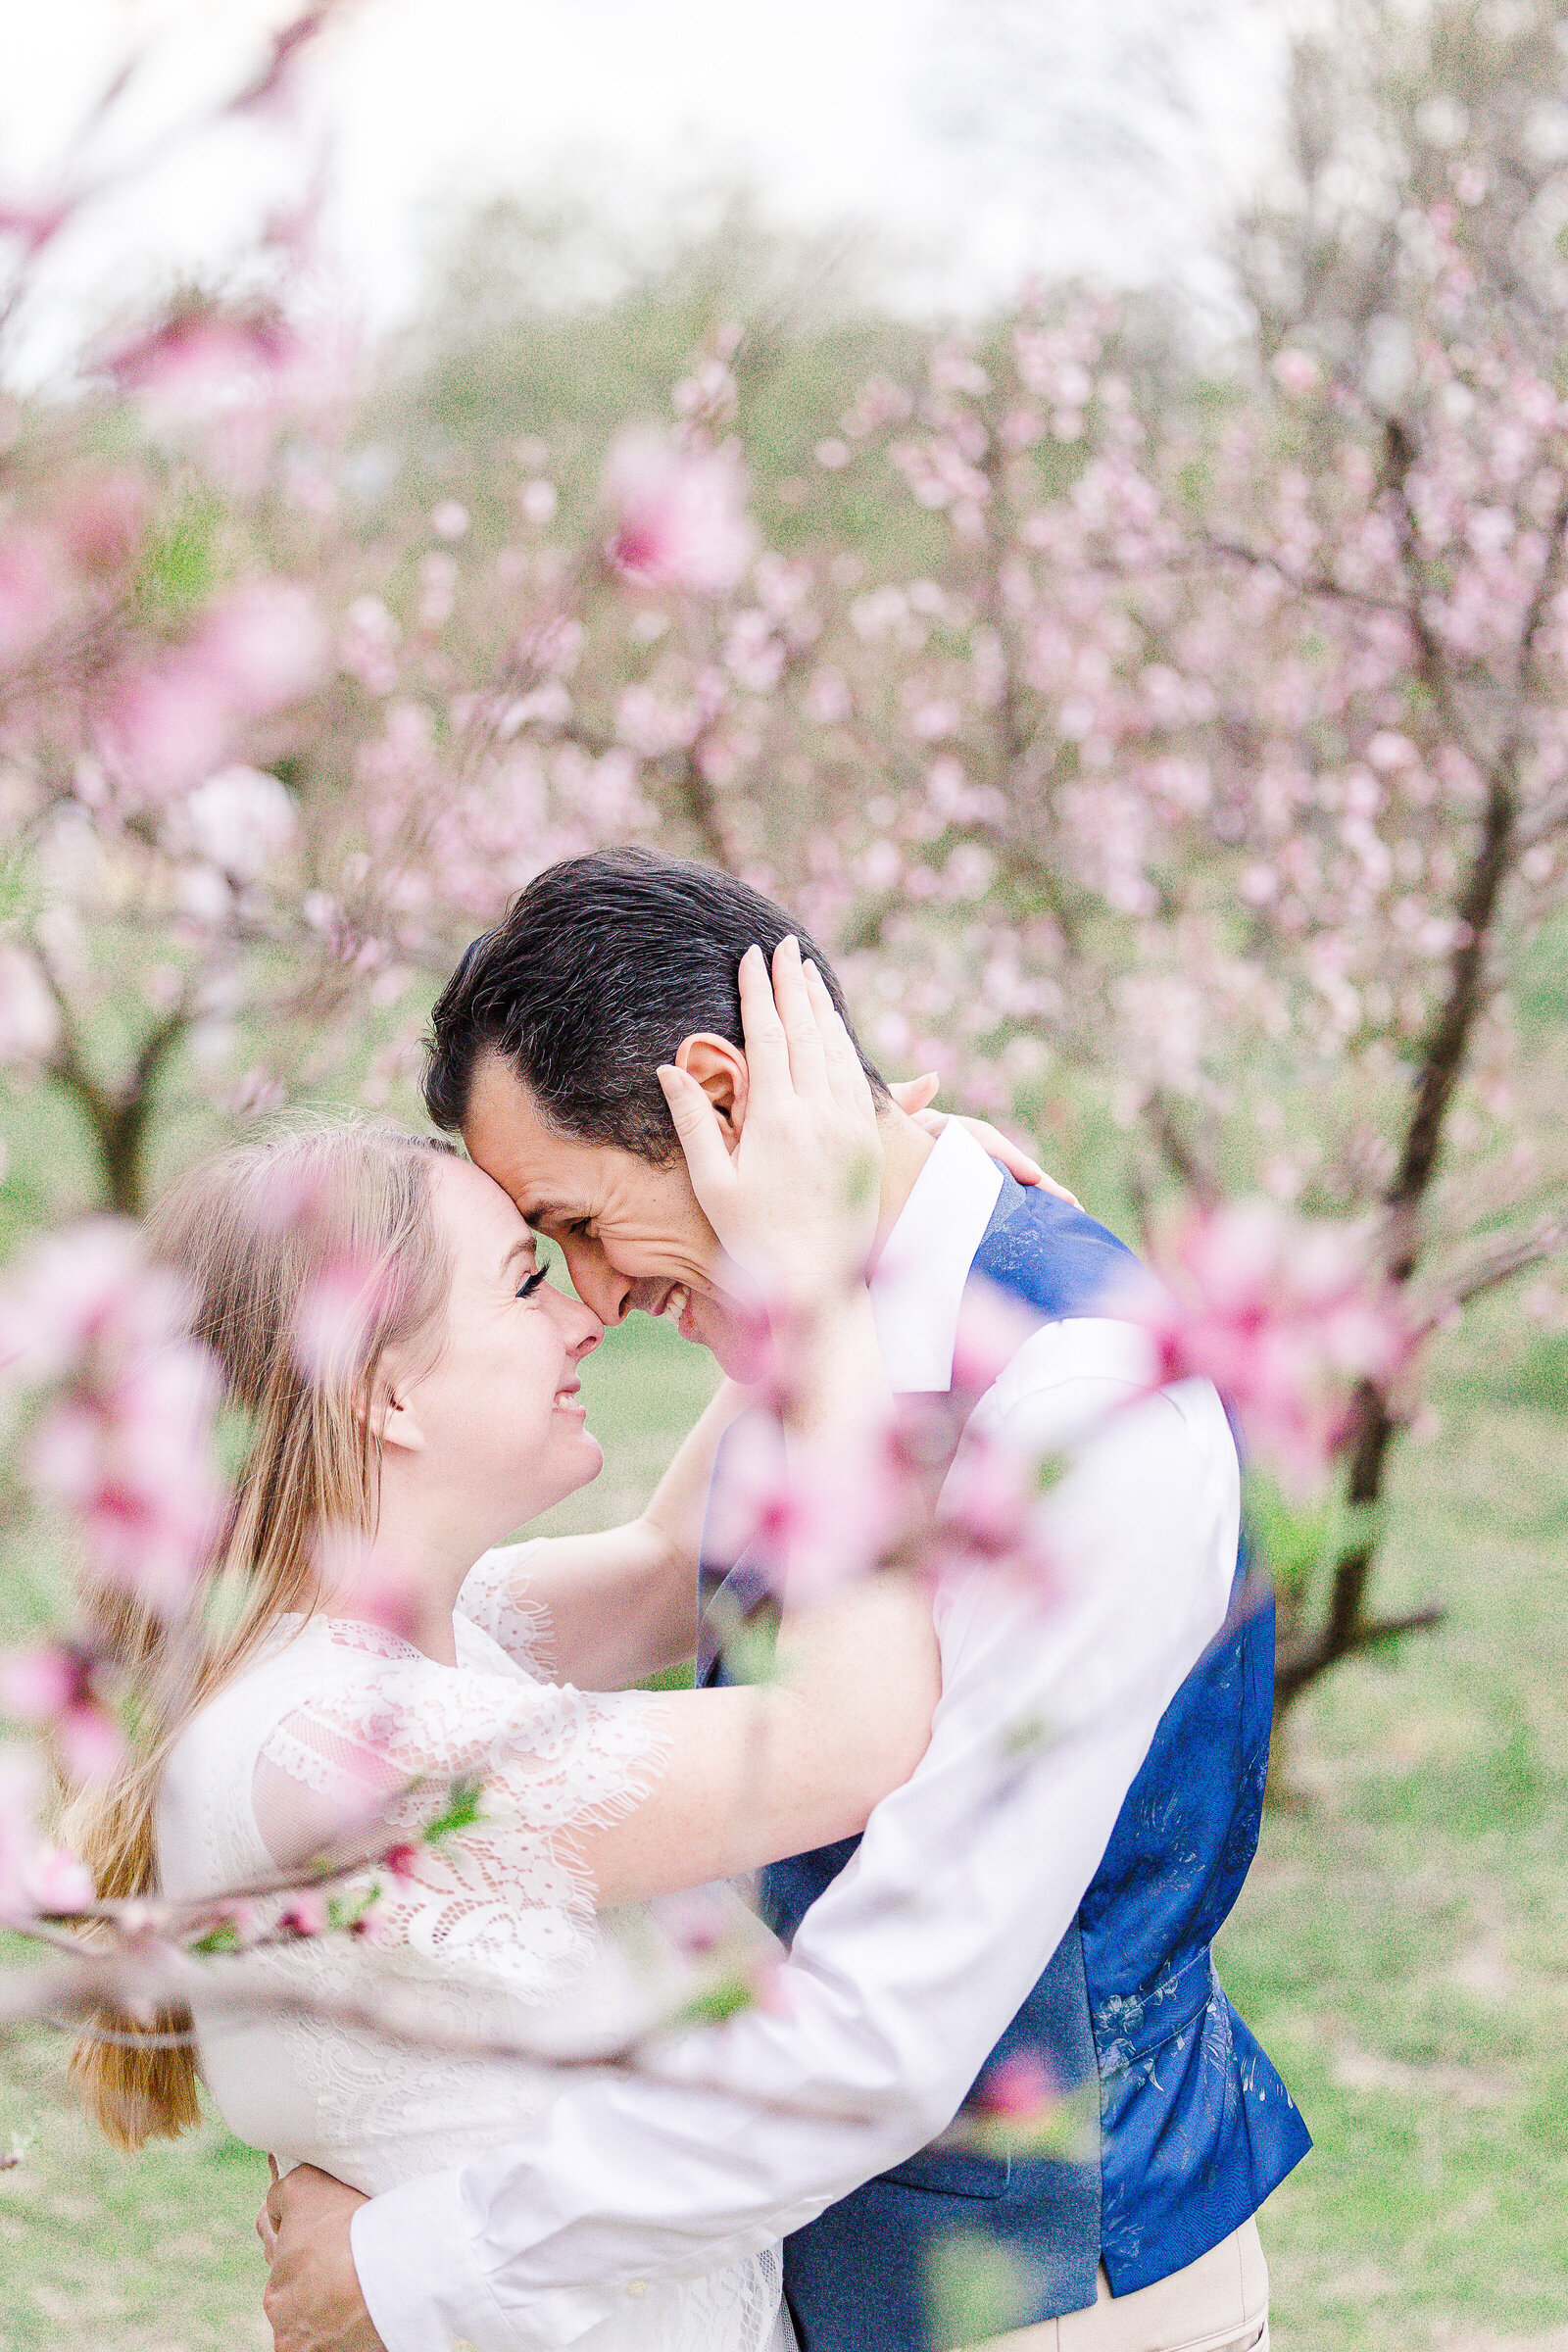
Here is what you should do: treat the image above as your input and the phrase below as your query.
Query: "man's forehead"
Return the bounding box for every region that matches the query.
[515,1193,584,1229]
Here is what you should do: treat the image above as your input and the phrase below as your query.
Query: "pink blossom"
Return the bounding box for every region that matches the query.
[103,582,326,799]
[1272,350,1321,399]
[971,2048,1058,2120]
[26,1842,97,1914]
[703,1412,906,1606]
[174,765,298,882]
[224,4,339,116]
[0,1223,225,1611]
[602,431,757,597]
[0,1750,94,1924]
[57,1703,127,1784]
[0,529,68,670]
[278,1890,329,1937]
[937,1427,1043,1559]
[339,595,402,693]
[102,658,233,800]
[950,1278,1042,1396]
[0,1646,78,1723]
[0,946,62,1064]
[655,1885,735,1960]
[0,1221,159,1382]
[293,1253,398,1383]
[28,1343,227,1614]
[0,1645,124,1779]
[311,1526,423,1646]
[0,191,74,259]
[101,296,307,411]
[198,581,328,715]
[54,470,148,575]
[1111,1201,1407,1490]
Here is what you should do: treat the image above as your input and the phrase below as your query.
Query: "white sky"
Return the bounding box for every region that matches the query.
[1,0,1288,385]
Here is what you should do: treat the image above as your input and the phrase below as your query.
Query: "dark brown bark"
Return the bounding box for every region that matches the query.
[674,743,738,872]
[1148,1087,1221,1209]
[39,966,191,1217]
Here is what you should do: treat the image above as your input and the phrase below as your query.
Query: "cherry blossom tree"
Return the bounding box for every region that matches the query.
[0,0,1562,2131]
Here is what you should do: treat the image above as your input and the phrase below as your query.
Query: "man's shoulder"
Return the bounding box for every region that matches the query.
[972,1175,1144,1321]
[978,1313,1159,1433]
[973,1313,1235,1481]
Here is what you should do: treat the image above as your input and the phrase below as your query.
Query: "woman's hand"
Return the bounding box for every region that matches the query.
[888,1073,1081,1207]
[657,936,883,1305]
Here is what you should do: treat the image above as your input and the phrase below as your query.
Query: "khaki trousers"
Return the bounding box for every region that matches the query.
[968,2219,1268,2352]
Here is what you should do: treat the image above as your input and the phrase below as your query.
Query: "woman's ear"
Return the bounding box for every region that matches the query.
[674,1032,750,1153]
[375,1386,426,1456]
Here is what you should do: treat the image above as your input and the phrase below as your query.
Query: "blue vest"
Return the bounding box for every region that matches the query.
[699,1174,1310,2352]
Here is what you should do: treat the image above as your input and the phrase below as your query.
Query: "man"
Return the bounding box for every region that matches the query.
[264,849,1308,2352]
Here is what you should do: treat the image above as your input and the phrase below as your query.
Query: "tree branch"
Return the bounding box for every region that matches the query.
[1411,1212,1568,1337]
[1144,1086,1221,1208]
[1275,459,1568,1719]
[1276,1598,1446,1707]
[36,947,192,1215]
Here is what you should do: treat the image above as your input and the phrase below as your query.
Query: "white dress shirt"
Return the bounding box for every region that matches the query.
[351,1125,1241,2352]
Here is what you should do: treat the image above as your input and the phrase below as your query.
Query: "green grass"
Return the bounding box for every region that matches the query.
[3,1298,1567,2347]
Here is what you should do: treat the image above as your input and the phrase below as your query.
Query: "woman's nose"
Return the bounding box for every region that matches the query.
[567,1303,602,1361]
[547,1281,604,1358]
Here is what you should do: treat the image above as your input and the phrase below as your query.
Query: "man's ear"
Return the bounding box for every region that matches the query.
[674,1033,750,1153]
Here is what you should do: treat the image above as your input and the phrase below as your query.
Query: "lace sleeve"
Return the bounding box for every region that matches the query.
[252,1623,669,2000]
[458,1543,558,1679]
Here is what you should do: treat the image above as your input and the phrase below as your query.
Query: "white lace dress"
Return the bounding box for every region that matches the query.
[156,1551,790,2352]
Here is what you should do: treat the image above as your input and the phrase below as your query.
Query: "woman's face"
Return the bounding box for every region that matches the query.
[391,1155,606,1534]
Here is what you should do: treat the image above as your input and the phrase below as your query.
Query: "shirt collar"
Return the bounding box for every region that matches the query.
[868,1122,1004,1393]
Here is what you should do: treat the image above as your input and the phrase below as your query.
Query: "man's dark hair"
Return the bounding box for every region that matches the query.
[424,848,889,1160]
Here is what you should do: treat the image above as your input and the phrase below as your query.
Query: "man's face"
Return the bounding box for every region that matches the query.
[462,1051,758,1374]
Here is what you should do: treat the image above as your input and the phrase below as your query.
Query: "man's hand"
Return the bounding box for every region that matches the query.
[259,2160,383,2352]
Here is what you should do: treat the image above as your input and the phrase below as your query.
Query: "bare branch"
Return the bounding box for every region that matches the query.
[1411,1212,1568,1336]
[1144,1087,1221,1208]
[1277,1598,1446,1706]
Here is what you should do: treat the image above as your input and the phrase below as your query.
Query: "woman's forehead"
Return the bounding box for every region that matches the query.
[435,1151,530,1248]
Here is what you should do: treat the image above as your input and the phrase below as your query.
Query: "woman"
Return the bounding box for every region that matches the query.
[69,970,947,2352]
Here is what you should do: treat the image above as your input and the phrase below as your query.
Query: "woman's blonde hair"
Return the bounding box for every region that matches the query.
[64,1119,457,2150]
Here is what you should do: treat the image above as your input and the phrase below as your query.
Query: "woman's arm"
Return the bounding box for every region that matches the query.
[573,1566,940,1907]
[461,1377,753,1690]
[255,1567,939,1906]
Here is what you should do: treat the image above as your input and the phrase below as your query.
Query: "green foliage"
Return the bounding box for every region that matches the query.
[326,1884,382,1936]
[421,1775,484,1842]
[189,1920,243,1957]
[925,2230,1043,2348]
[132,496,225,626]
[669,1967,765,2030]
[1243,1470,1380,1612]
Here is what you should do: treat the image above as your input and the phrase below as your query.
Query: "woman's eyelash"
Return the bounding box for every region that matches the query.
[516,1259,552,1299]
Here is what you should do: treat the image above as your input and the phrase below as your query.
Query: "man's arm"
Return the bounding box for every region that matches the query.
[320,1326,1238,2352]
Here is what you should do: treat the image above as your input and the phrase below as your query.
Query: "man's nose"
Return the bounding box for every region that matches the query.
[562,1239,633,1326]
